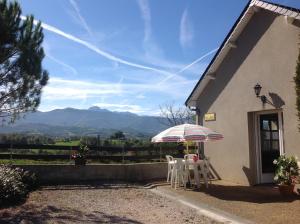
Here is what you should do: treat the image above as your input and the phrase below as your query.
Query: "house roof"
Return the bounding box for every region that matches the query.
[185,0,300,107]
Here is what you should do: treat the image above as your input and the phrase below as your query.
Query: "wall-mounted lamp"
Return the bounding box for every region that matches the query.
[188,106,200,113]
[254,83,261,97]
[253,83,267,104]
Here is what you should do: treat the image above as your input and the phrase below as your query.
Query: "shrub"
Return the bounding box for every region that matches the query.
[21,170,38,191]
[294,48,300,130]
[0,165,37,206]
[273,155,299,185]
[71,143,89,160]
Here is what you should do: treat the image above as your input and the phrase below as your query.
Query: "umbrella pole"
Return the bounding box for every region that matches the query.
[199,142,204,158]
[159,145,162,162]
[186,141,189,154]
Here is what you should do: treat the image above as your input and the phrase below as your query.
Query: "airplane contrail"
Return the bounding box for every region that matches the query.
[69,0,94,40]
[157,48,218,85]
[20,16,174,77]
[21,16,217,85]
[178,48,218,74]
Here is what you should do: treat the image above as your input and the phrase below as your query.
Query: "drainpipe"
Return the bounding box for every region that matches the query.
[194,106,203,157]
[195,110,201,126]
[189,105,201,125]
[195,108,205,158]
[189,105,205,157]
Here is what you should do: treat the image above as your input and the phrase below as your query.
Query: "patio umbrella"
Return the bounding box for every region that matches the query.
[151,123,223,143]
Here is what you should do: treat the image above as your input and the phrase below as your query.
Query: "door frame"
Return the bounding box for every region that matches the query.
[254,110,284,184]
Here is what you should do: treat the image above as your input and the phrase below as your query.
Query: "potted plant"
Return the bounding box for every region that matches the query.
[72,143,89,166]
[273,155,299,196]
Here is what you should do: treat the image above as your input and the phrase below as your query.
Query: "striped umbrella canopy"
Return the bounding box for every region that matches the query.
[151,124,223,143]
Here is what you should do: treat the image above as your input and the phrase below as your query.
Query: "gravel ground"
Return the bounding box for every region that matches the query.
[0,184,221,224]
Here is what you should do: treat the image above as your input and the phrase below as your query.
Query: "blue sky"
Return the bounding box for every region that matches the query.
[17,0,300,115]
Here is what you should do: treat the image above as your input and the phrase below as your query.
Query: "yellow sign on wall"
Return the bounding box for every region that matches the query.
[204,113,216,121]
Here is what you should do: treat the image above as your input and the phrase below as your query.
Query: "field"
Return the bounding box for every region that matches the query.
[0,158,164,165]
[0,141,184,165]
[54,140,80,146]
[0,159,71,165]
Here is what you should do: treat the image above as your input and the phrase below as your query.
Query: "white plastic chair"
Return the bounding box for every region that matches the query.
[166,155,175,182]
[184,154,202,188]
[183,155,192,186]
[187,154,197,159]
[204,157,212,184]
[186,154,198,170]
[171,158,185,190]
[198,159,210,188]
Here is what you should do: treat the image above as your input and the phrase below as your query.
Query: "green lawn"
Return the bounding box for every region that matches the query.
[0,149,72,155]
[54,140,80,146]
[0,159,72,165]
[0,158,162,165]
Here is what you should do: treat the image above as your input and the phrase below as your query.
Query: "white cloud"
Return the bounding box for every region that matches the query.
[136,0,167,69]
[39,75,197,115]
[39,102,160,115]
[46,54,78,76]
[135,3,208,77]
[137,0,151,43]
[179,9,194,48]
[92,102,161,115]
[43,77,123,100]
[42,76,196,101]
[38,105,69,112]
[92,102,148,114]
[136,94,146,99]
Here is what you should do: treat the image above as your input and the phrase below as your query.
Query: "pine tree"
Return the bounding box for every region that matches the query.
[294,48,300,130]
[0,0,48,124]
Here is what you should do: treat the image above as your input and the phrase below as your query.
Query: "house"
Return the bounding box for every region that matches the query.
[185,0,300,185]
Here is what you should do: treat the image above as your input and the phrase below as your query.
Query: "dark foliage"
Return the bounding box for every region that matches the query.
[110,131,125,140]
[294,48,300,130]
[0,133,55,144]
[0,0,48,124]
[0,165,37,206]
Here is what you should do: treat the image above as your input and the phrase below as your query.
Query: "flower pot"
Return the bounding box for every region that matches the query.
[74,157,86,166]
[278,184,295,196]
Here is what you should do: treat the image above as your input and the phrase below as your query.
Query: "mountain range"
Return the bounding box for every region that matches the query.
[0,107,169,138]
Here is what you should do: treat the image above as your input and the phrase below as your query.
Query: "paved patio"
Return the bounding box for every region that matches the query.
[153,180,300,224]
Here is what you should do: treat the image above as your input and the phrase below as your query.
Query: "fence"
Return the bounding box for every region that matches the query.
[0,143,194,163]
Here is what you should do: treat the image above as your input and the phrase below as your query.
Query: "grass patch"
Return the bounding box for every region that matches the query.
[0,159,163,165]
[0,159,72,165]
[1,149,72,155]
[54,140,80,146]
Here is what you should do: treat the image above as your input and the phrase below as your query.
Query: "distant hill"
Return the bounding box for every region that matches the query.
[0,107,169,138]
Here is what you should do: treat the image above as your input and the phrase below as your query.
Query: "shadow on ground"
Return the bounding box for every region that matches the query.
[0,204,143,224]
[0,181,166,209]
[42,181,143,191]
[193,184,300,203]
[41,180,170,191]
